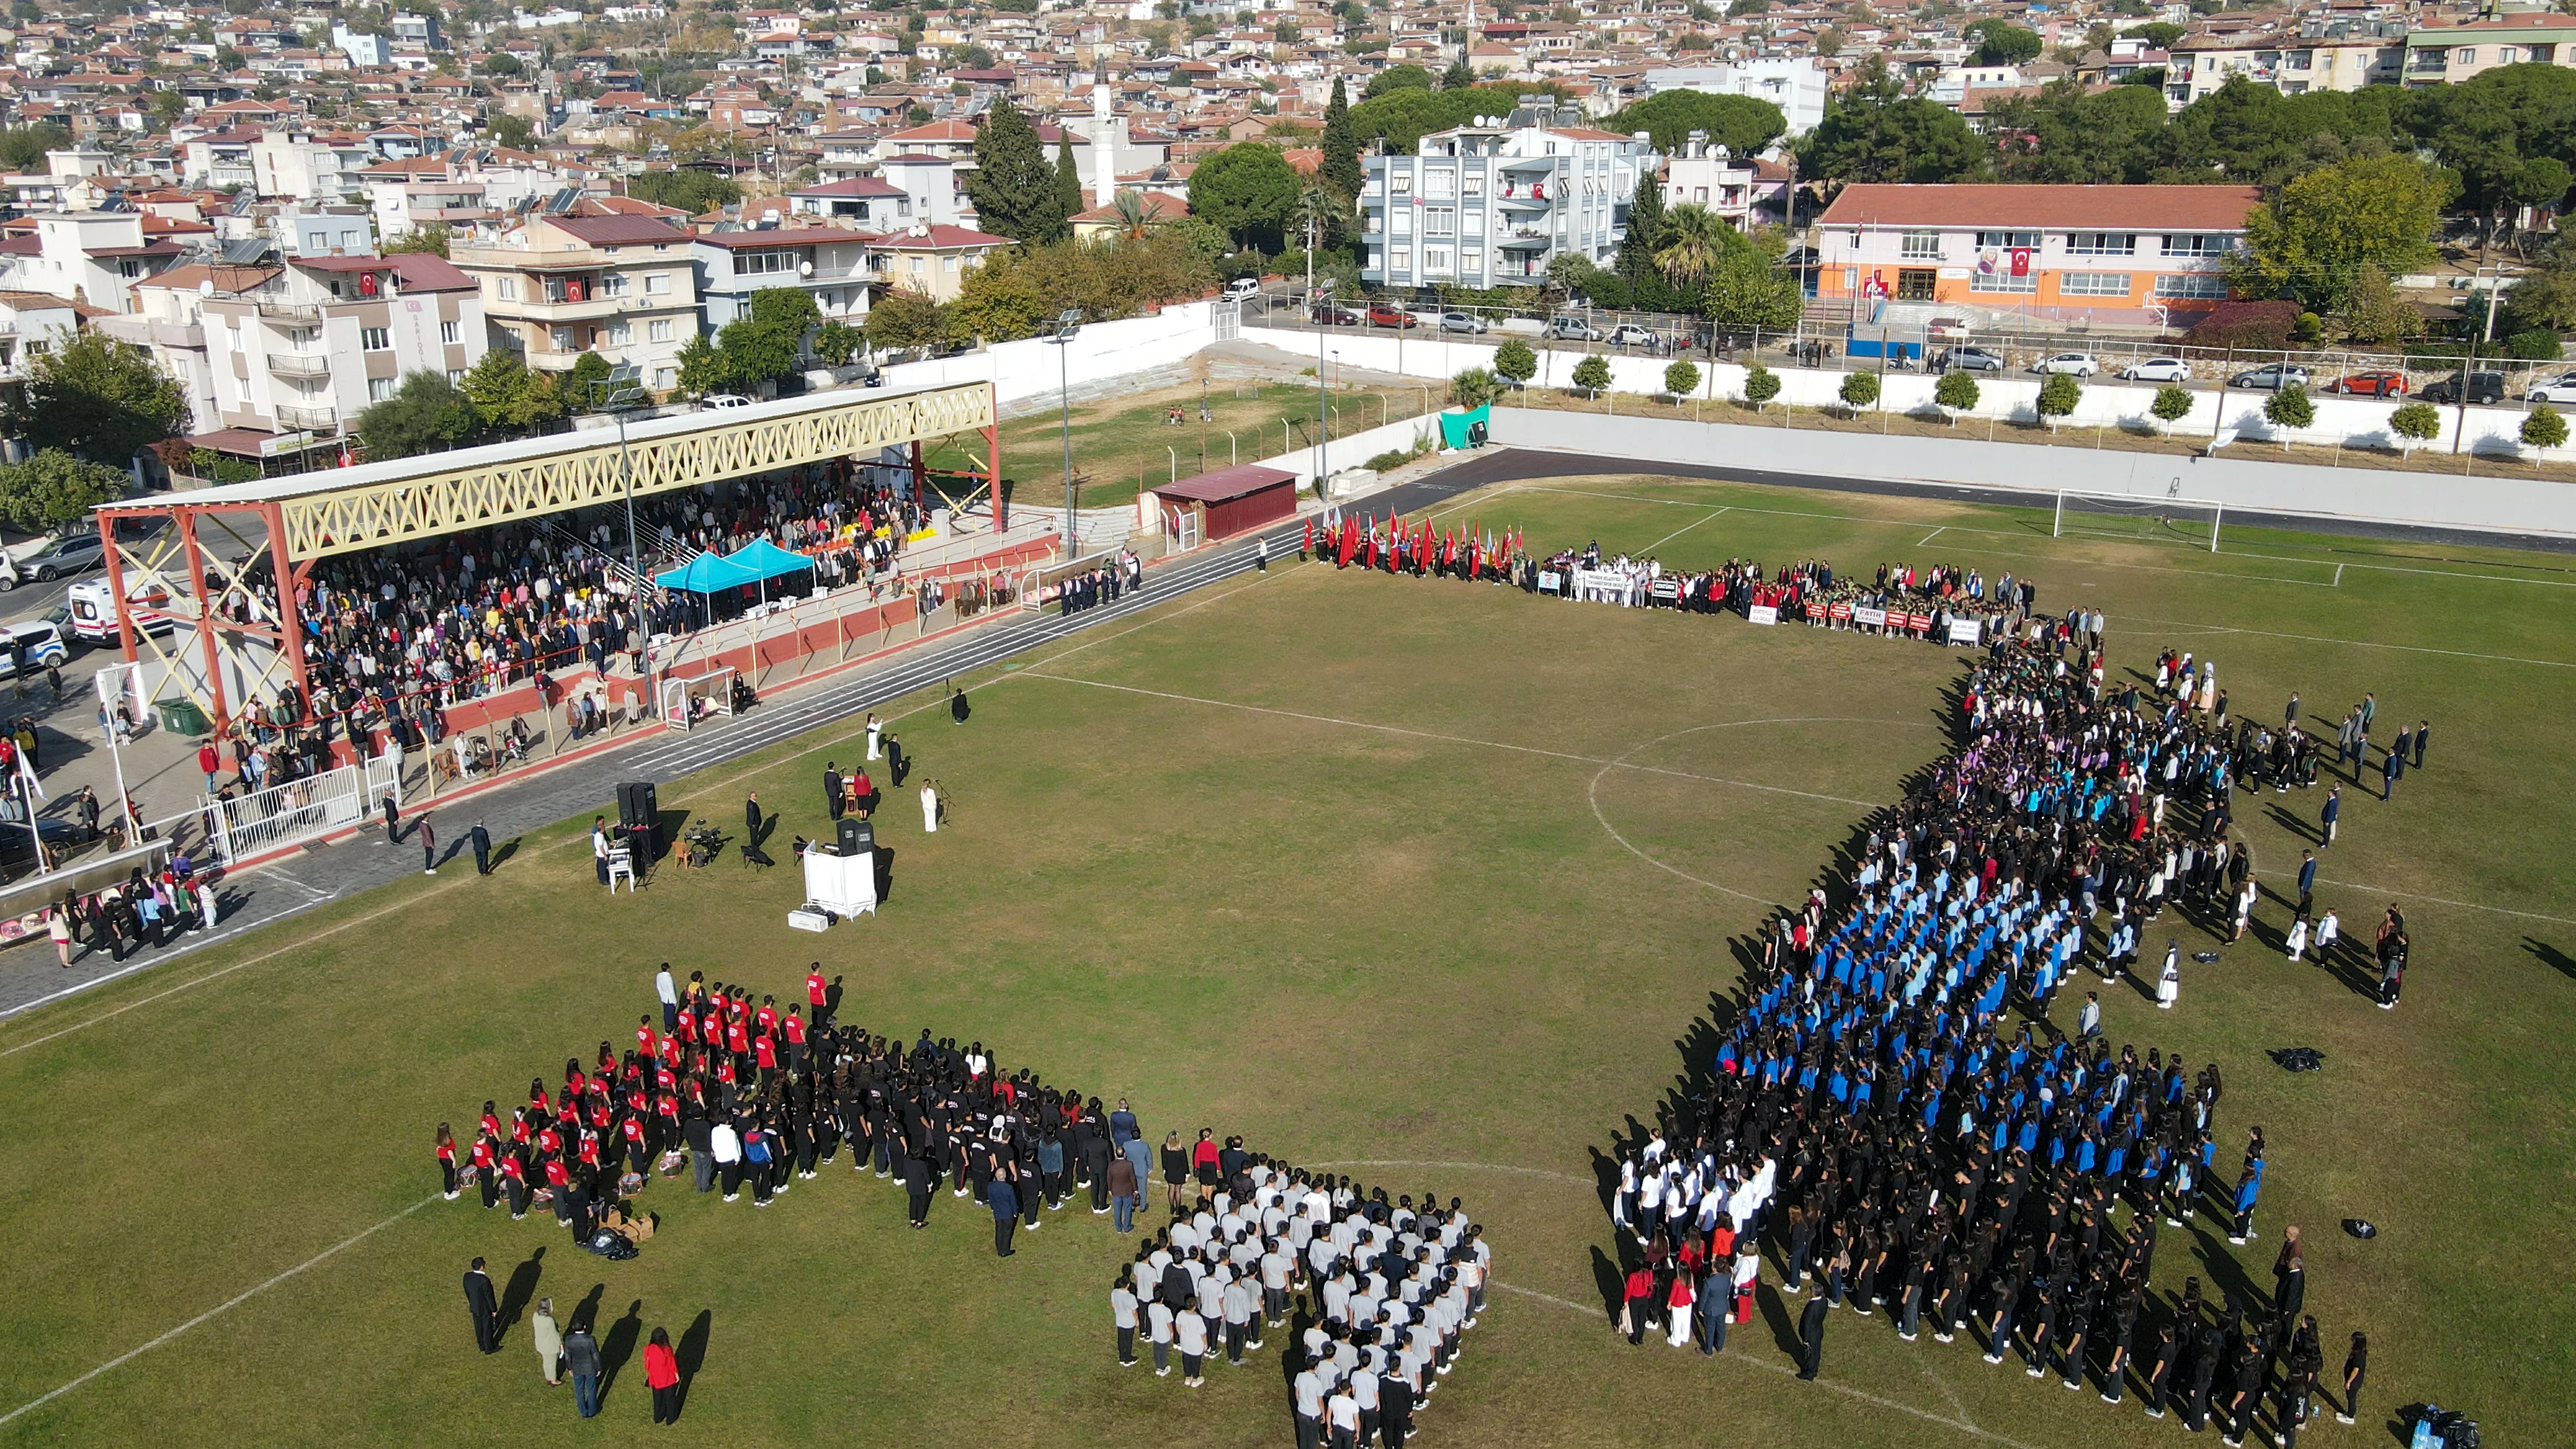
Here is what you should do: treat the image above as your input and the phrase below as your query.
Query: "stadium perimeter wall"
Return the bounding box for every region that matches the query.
[1485,406,2576,542]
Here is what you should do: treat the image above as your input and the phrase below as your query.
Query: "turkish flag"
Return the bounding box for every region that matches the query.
[2009,247,2032,277]
[1302,518,1313,556]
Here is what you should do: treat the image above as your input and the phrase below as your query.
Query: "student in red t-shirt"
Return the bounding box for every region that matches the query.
[436,1123,460,1200]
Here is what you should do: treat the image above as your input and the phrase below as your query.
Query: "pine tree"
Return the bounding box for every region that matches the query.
[963,98,1067,243]
[1055,131,1086,228]
[1321,77,1363,200]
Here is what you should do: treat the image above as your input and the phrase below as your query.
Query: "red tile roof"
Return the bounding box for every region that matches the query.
[1817,184,2262,231]
[547,214,694,245]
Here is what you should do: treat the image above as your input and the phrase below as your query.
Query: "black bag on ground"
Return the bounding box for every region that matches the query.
[585,1229,638,1261]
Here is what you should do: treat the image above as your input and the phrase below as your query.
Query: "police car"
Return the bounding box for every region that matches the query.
[0,618,69,678]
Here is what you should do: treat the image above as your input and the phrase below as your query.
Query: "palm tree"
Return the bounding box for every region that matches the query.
[1109,189,1160,242]
[1654,204,1735,289]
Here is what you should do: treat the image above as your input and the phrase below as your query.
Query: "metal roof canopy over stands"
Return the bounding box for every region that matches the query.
[91,379,1004,733]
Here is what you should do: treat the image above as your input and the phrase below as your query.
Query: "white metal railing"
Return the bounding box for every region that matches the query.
[209,761,372,864]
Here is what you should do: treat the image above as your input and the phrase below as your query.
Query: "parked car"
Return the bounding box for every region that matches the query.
[1220,276,1262,300]
[2526,372,2576,404]
[1438,311,1488,334]
[0,814,97,870]
[2228,364,2311,391]
[1364,305,1419,330]
[701,393,753,410]
[1944,346,2006,372]
[2034,352,2098,376]
[1607,324,1658,348]
[2418,370,2507,405]
[2331,372,2408,397]
[0,618,69,677]
[17,533,104,583]
[1310,304,1364,327]
[2118,357,2192,383]
[1548,315,1604,342]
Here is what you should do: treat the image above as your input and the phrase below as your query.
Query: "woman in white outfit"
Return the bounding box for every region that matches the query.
[2157,941,2181,1010]
[920,781,940,833]
[2285,914,2309,962]
[864,712,882,760]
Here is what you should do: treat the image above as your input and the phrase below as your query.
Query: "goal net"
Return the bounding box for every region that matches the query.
[2053,490,2224,553]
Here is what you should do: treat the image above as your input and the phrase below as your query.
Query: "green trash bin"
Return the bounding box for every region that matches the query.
[155,698,209,737]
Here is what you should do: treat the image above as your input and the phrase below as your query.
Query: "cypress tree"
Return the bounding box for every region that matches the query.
[963,98,1066,243]
[1055,131,1086,230]
[1321,77,1363,200]
[1617,169,1667,287]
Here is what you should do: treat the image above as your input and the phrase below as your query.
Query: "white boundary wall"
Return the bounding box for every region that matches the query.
[878,302,1221,410]
[1242,325,2566,463]
[1486,406,2576,540]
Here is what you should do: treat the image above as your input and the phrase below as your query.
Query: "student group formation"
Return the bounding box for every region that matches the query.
[438,513,2431,1448]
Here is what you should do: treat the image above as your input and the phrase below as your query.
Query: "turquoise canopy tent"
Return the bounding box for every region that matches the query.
[654,539,820,616]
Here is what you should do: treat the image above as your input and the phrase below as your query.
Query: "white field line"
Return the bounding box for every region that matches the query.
[0,1195,440,1428]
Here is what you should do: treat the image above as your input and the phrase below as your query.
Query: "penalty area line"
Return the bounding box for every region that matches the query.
[0,1195,440,1429]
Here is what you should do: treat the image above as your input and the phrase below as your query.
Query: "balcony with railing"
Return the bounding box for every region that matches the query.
[276,402,337,431]
[267,352,330,378]
[256,299,323,323]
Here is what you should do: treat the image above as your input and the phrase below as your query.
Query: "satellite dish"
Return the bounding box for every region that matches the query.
[799,260,813,276]
[198,278,214,296]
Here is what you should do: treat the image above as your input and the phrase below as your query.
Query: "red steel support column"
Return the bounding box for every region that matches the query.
[985,421,1003,532]
[261,501,314,723]
[97,510,140,667]
[176,508,232,731]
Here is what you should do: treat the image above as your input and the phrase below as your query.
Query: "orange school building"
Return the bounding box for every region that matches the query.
[1814,184,2261,328]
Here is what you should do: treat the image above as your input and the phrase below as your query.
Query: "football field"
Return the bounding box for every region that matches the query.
[0,469,2568,1447]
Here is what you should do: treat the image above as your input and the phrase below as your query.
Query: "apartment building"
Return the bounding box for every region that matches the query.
[0,211,189,314]
[1660,133,1786,229]
[867,224,1011,305]
[1362,103,1656,290]
[692,225,876,330]
[450,213,701,393]
[1641,60,1830,135]
[1814,184,2259,328]
[0,290,83,390]
[2165,32,2400,104]
[2401,12,2576,86]
[112,249,486,441]
[249,127,376,204]
[365,148,607,240]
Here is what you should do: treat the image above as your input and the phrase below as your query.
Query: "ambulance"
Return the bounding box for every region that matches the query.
[64,578,176,644]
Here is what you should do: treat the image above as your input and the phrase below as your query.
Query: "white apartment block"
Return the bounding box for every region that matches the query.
[1363,103,1656,290]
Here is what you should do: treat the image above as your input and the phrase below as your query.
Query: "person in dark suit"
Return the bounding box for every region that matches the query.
[469,820,492,876]
[464,1256,500,1353]
[2296,850,2317,918]
[883,730,906,787]
[419,813,438,875]
[989,1167,1020,1256]
[745,793,763,840]
[2411,721,2428,769]
[1797,1288,1831,1380]
[949,685,969,724]
[824,763,844,820]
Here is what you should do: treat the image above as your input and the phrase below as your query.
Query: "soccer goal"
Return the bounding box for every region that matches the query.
[2052,489,2224,553]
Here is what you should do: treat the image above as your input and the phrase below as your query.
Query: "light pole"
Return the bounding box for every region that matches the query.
[1044,308,1082,554]
[1313,281,1336,489]
[587,364,656,724]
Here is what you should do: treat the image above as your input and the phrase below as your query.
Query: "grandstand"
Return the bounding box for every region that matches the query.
[93,381,1032,742]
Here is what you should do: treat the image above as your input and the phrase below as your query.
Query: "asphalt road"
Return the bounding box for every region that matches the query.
[0,464,1492,1022]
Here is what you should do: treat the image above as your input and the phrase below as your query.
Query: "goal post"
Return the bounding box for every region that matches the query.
[2053,489,2224,553]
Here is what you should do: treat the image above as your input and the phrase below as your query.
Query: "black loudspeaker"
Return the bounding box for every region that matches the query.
[838,816,872,854]
[618,781,660,857]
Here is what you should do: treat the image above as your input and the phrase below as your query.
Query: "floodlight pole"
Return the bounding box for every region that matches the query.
[1314,279,1336,490]
[591,372,656,723]
[1048,309,1081,556]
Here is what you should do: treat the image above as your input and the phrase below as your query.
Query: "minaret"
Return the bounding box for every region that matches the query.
[1092,82,1114,209]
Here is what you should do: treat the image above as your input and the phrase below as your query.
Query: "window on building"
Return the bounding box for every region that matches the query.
[552,327,578,350]
[910,257,924,273]
[649,318,673,341]
[2154,272,2228,299]
[1974,230,2041,249]
[340,230,363,251]
[440,320,460,345]
[2065,232,2136,256]
[944,255,960,271]
[1462,172,1483,196]
[1463,211,1483,238]
[1424,247,1452,273]
[2162,234,2233,258]
[2455,48,2475,64]
[448,368,466,384]
[495,276,520,301]
[1462,248,1482,272]
[1969,270,2038,294]
[1393,207,1412,237]
[1423,206,1455,238]
[600,273,630,297]
[1423,168,1456,201]
[1898,231,1941,260]
[739,249,799,276]
[656,366,677,391]
[1389,171,1411,194]
[2059,272,2132,296]
[361,327,391,350]
[368,375,396,401]
[1390,245,1411,270]
[607,321,632,344]
[644,272,670,294]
